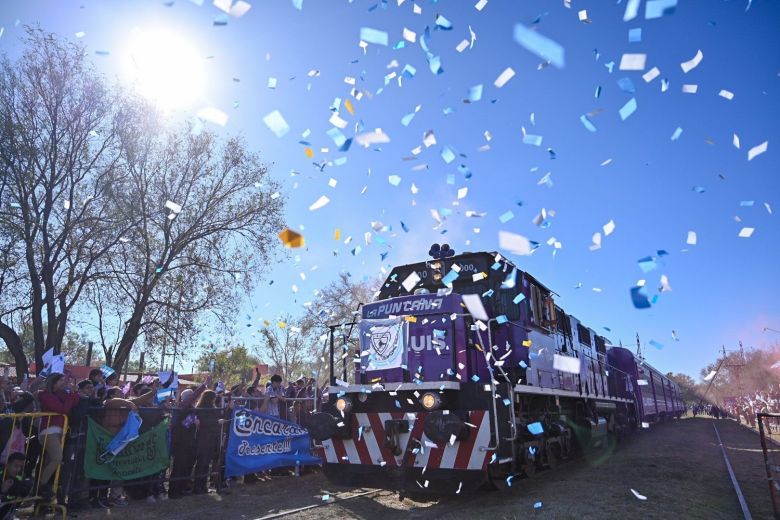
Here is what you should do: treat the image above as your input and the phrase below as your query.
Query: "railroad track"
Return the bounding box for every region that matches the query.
[253,489,391,520]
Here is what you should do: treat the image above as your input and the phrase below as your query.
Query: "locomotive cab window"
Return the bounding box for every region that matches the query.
[577,324,591,346]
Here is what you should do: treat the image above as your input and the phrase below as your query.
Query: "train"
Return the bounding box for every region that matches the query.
[308,246,685,495]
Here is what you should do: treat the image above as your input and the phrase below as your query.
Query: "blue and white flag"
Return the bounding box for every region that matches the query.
[358,318,407,371]
[100,410,143,462]
[224,408,321,477]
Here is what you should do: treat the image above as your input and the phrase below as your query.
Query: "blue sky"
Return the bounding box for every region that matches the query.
[2,0,779,378]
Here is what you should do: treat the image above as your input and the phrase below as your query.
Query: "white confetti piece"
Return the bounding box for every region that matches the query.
[578,10,591,22]
[308,195,330,211]
[686,231,697,245]
[263,110,290,137]
[401,271,421,293]
[498,231,532,256]
[475,0,488,10]
[165,200,182,213]
[642,66,660,82]
[719,89,734,100]
[197,106,228,126]
[402,27,417,43]
[747,141,768,161]
[738,227,754,238]
[733,134,740,149]
[704,370,717,381]
[603,219,616,236]
[681,84,698,94]
[355,130,390,147]
[631,489,647,500]
[493,67,516,88]
[455,39,470,52]
[680,49,703,73]
[329,113,348,129]
[619,53,646,70]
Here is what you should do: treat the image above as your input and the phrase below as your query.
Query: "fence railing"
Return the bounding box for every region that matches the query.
[0,412,69,519]
[757,413,780,519]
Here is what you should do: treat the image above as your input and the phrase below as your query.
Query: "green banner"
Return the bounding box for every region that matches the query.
[84,417,169,481]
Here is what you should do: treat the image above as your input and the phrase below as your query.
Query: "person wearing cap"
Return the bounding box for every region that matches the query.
[168,376,211,499]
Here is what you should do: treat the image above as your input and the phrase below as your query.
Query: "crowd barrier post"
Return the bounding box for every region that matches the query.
[758,412,780,519]
[0,412,68,520]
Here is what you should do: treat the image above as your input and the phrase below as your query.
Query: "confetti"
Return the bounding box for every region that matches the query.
[309,195,330,211]
[719,89,734,100]
[704,370,717,381]
[475,0,488,10]
[733,134,741,149]
[619,98,637,120]
[578,10,591,23]
[628,28,642,43]
[686,231,697,245]
[498,231,533,256]
[747,141,768,161]
[197,107,228,126]
[360,27,389,46]
[738,227,754,238]
[278,228,305,248]
[680,49,703,73]
[494,67,516,88]
[681,84,698,94]
[642,67,660,82]
[165,200,182,214]
[603,219,616,236]
[527,422,544,435]
[645,0,678,19]
[263,110,290,137]
[671,127,683,141]
[630,286,652,309]
[630,489,648,500]
[513,24,565,68]
[619,53,646,70]
[553,354,580,374]
[401,271,421,293]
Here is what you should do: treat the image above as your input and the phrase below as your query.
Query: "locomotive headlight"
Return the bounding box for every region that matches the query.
[335,396,353,413]
[420,392,442,410]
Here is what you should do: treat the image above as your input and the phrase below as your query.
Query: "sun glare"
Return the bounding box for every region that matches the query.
[124,28,204,110]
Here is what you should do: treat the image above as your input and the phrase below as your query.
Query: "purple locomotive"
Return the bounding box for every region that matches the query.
[308,246,685,495]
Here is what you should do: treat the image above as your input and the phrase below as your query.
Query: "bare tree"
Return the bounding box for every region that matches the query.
[0,28,138,375]
[97,114,285,371]
[256,316,313,383]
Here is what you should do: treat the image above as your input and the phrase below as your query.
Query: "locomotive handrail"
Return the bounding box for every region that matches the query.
[475,321,501,452]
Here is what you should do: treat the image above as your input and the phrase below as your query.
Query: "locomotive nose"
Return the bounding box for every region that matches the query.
[423,411,469,444]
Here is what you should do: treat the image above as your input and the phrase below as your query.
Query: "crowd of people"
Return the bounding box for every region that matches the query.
[722,391,780,433]
[0,367,323,518]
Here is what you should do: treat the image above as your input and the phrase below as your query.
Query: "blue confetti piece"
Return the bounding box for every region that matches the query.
[401,111,416,127]
[523,134,543,146]
[264,110,291,138]
[395,400,402,408]
[213,14,229,26]
[491,262,502,271]
[594,85,602,98]
[628,27,642,42]
[649,340,664,350]
[435,14,453,30]
[580,114,597,132]
[506,475,514,487]
[618,77,636,93]
[292,0,304,9]
[630,286,652,309]
[446,174,455,185]
[671,127,683,141]
[692,186,706,194]
[402,64,417,78]
[527,422,544,435]
[513,24,565,68]
[433,329,446,338]
[428,55,444,75]
[442,269,459,286]
[401,221,409,232]
[497,315,508,325]
[513,293,526,304]
[645,0,677,19]
[519,360,528,369]
[490,453,497,464]
[637,256,657,273]
[482,289,494,298]
[499,211,514,223]
[605,61,615,73]
[326,127,347,147]
[468,84,483,102]
[739,200,755,207]
[360,27,389,46]
[619,98,637,120]
[503,398,511,406]
[471,374,480,382]
[548,148,557,160]
[441,146,456,164]
[534,501,543,509]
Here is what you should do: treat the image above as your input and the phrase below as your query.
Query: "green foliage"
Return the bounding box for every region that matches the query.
[194,345,261,387]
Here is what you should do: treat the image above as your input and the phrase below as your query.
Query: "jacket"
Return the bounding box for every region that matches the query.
[37,390,80,431]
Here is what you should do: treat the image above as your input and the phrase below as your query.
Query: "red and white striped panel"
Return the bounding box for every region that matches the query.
[322,410,493,471]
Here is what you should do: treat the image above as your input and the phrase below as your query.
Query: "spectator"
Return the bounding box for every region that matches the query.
[193,390,220,494]
[59,379,98,510]
[37,373,80,498]
[261,375,285,418]
[0,452,33,519]
[168,377,209,499]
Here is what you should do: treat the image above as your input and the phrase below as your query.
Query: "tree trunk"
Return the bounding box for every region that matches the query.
[111,302,147,372]
[0,321,28,379]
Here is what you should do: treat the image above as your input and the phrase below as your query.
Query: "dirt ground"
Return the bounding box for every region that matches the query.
[45,416,778,520]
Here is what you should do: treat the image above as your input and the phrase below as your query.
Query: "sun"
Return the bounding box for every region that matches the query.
[123,28,205,110]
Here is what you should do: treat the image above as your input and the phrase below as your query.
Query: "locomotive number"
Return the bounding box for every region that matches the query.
[416,270,428,279]
[459,264,477,273]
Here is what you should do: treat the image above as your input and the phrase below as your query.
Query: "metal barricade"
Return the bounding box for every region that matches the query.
[0,412,68,519]
[757,412,780,519]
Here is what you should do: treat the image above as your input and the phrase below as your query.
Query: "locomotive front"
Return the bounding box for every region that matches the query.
[309,251,522,494]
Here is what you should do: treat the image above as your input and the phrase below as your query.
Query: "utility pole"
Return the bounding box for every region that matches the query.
[635,332,642,360]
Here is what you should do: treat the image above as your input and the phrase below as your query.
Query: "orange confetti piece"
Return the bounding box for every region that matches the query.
[344,99,355,115]
[334,228,341,241]
[278,228,305,248]
[304,147,314,158]
[404,316,418,323]
[522,340,532,347]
